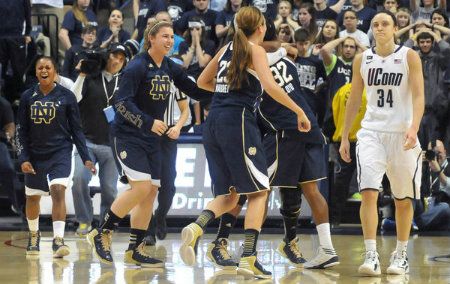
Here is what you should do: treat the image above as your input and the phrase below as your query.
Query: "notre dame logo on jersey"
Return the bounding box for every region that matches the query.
[30,101,56,124]
[149,75,171,100]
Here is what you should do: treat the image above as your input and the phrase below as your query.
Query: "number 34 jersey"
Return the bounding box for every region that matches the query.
[360,45,412,133]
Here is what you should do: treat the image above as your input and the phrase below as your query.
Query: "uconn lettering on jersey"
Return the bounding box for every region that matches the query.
[367,68,403,86]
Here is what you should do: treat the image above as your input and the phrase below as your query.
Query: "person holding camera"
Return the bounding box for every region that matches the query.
[415,141,450,231]
[70,43,127,237]
[62,25,98,81]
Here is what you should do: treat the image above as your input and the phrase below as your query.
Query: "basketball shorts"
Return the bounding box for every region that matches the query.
[203,108,270,197]
[25,150,73,196]
[113,136,161,186]
[264,130,327,187]
[356,128,422,199]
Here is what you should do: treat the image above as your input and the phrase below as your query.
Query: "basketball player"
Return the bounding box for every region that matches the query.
[179,6,311,279]
[339,11,424,275]
[87,20,212,267]
[259,55,339,269]
[16,56,96,257]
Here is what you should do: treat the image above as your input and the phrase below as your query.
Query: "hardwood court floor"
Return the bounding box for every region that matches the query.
[0,231,449,284]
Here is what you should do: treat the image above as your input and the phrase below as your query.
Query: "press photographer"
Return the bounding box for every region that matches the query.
[70,43,128,236]
[415,141,450,231]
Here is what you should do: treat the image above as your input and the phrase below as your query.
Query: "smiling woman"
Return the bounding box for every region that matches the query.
[87,20,212,268]
[16,55,95,259]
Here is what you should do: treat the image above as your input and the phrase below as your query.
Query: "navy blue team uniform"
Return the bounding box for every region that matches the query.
[259,57,326,187]
[203,43,270,196]
[112,52,210,185]
[16,84,91,195]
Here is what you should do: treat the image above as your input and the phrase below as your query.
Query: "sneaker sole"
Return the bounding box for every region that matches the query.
[86,233,113,265]
[305,256,340,269]
[26,250,40,256]
[237,267,255,279]
[53,246,70,258]
[386,267,408,275]
[276,247,305,268]
[359,266,382,276]
[180,227,196,266]
[140,262,165,268]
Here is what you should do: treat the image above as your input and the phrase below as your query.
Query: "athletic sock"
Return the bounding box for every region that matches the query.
[242,229,259,257]
[194,210,215,229]
[364,239,377,252]
[100,209,122,231]
[27,217,39,232]
[128,228,146,250]
[216,213,237,240]
[396,240,408,255]
[282,209,299,242]
[53,221,65,238]
[316,223,334,251]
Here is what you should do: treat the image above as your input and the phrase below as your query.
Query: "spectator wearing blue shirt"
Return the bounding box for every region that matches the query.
[59,0,98,51]
[98,9,130,49]
[215,0,245,41]
[248,0,279,20]
[175,0,218,45]
[313,0,346,28]
[133,0,167,42]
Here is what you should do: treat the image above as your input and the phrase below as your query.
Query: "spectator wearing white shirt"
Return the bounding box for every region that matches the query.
[339,10,370,47]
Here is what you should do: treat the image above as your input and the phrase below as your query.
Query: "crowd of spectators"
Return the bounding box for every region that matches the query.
[0,0,450,230]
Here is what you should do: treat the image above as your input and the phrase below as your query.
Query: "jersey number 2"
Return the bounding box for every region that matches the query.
[377,89,393,108]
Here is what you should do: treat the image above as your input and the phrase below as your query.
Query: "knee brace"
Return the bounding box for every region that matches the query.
[237,195,247,207]
[279,187,302,218]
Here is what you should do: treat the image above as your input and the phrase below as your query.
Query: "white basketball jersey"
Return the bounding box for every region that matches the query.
[360,45,411,133]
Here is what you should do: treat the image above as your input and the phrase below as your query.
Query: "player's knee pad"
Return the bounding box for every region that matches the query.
[237,195,247,207]
[279,187,302,218]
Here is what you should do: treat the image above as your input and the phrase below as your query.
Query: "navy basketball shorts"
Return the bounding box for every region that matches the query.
[203,108,270,197]
[25,150,73,196]
[113,136,161,186]
[264,130,327,188]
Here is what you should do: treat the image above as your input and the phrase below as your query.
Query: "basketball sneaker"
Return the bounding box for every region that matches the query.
[238,252,272,279]
[387,250,409,275]
[26,231,40,255]
[52,237,70,258]
[277,237,306,268]
[358,250,381,276]
[304,246,340,269]
[76,223,92,237]
[124,242,164,268]
[206,238,237,269]
[87,228,113,264]
[179,223,203,266]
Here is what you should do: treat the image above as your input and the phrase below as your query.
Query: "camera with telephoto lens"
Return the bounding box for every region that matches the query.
[79,48,108,75]
[425,150,439,161]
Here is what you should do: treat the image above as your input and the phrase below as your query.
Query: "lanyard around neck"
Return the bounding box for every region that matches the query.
[102,73,119,106]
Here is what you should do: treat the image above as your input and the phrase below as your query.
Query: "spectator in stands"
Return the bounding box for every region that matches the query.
[344,0,376,33]
[311,19,340,56]
[179,18,215,80]
[175,0,218,45]
[59,0,98,51]
[395,8,413,44]
[410,0,446,23]
[167,1,193,22]
[383,0,399,13]
[179,17,215,125]
[70,43,127,236]
[431,8,449,41]
[98,9,130,49]
[62,25,98,81]
[31,0,65,61]
[320,36,366,226]
[339,10,370,47]
[133,0,167,42]
[211,0,227,11]
[313,0,346,28]
[0,95,20,212]
[297,3,319,42]
[274,1,300,31]
[248,0,279,20]
[0,0,32,103]
[216,0,245,43]
[277,23,295,43]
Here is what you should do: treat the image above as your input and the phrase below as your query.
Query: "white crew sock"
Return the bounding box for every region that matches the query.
[53,221,65,239]
[364,239,377,252]
[316,223,334,250]
[27,217,39,232]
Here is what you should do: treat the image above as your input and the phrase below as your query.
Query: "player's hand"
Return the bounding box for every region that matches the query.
[297,111,311,132]
[403,126,418,150]
[25,36,32,45]
[84,161,96,175]
[339,138,352,163]
[21,161,36,174]
[151,119,168,136]
[166,126,181,139]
